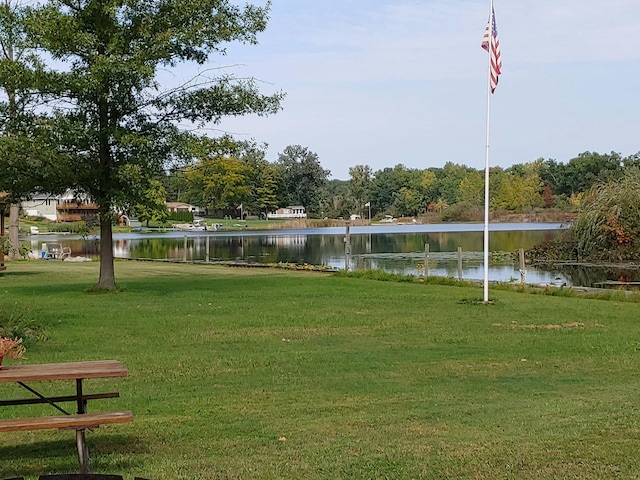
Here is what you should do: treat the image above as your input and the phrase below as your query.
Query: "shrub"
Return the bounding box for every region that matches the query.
[168,211,194,222]
[570,169,640,261]
[441,202,483,222]
[47,221,91,234]
[0,306,47,348]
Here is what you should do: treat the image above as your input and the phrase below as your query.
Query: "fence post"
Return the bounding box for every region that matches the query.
[519,248,526,284]
[457,246,463,280]
[344,222,351,271]
[206,236,210,263]
[183,236,187,263]
[424,243,430,277]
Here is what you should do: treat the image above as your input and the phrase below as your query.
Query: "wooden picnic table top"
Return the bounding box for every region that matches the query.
[0,360,128,383]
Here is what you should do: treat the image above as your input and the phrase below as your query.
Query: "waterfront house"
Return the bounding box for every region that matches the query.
[166,202,204,215]
[267,206,307,219]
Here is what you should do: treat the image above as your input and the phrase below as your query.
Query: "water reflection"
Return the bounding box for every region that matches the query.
[25,223,640,287]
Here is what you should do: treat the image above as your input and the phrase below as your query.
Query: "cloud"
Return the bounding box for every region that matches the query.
[215,0,640,178]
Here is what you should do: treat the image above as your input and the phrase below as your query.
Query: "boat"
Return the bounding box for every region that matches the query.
[175,219,207,231]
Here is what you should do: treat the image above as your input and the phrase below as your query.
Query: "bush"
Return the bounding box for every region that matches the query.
[168,211,194,222]
[441,202,483,222]
[571,169,640,261]
[47,221,91,234]
[527,169,640,263]
[0,306,47,348]
[2,238,32,258]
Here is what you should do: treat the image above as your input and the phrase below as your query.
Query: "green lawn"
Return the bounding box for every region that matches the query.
[1,261,640,479]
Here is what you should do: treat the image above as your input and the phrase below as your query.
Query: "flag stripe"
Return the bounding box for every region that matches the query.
[481,7,502,94]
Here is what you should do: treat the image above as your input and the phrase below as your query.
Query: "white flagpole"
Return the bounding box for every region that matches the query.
[483,0,494,303]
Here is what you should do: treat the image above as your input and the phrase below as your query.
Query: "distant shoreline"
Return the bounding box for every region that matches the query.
[15,211,575,236]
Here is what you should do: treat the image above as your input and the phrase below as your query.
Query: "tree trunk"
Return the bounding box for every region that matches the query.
[97,212,116,290]
[7,203,20,260]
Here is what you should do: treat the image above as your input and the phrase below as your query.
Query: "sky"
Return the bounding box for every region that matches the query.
[206,0,640,180]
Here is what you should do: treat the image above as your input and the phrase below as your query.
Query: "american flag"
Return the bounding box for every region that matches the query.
[481,7,502,94]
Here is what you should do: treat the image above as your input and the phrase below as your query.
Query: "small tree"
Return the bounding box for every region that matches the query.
[135,180,168,227]
[347,164,372,217]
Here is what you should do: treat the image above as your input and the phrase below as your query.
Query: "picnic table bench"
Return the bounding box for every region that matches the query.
[0,360,133,473]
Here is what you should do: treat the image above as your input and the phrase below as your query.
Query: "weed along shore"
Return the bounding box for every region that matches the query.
[2,261,640,479]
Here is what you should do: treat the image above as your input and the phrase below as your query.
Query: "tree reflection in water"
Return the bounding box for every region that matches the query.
[30,225,638,287]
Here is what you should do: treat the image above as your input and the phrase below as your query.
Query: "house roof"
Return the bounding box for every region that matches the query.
[166,202,197,208]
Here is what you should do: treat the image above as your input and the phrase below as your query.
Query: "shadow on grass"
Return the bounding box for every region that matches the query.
[6,283,119,297]
[0,270,43,277]
[0,435,146,478]
[11,274,297,298]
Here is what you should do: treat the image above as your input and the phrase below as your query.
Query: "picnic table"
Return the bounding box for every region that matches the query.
[0,360,133,473]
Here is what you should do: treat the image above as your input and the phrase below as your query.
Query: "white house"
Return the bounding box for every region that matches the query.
[21,193,62,221]
[21,190,98,222]
[166,202,204,215]
[267,206,307,219]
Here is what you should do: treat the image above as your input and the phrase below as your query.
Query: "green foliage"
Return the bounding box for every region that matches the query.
[369,164,424,216]
[134,179,168,227]
[178,138,279,216]
[276,145,330,214]
[254,162,279,214]
[167,210,194,222]
[571,169,640,260]
[391,186,422,217]
[0,305,46,347]
[187,155,251,210]
[539,151,628,197]
[321,179,350,218]
[46,221,91,234]
[0,2,73,202]
[1,236,30,258]
[433,162,476,205]
[457,170,484,205]
[334,269,479,287]
[334,268,418,283]
[441,201,483,222]
[347,164,373,216]
[492,172,543,213]
[527,169,640,264]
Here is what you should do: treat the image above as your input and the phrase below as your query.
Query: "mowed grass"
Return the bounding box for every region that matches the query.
[2,261,640,479]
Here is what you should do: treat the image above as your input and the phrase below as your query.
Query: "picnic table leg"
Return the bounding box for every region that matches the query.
[75,378,91,473]
[76,379,87,414]
[76,428,90,473]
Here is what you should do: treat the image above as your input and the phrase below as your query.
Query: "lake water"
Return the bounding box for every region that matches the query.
[26,222,640,287]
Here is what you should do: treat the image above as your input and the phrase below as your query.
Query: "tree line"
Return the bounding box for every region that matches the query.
[162,148,640,220]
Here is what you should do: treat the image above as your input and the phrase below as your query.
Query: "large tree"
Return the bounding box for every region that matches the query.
[11,0,282,289]
[244,150,278,217]
[347,164,372,217]
[186,154,251,212]
[370,164,423,215]
[275,145,329,215]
